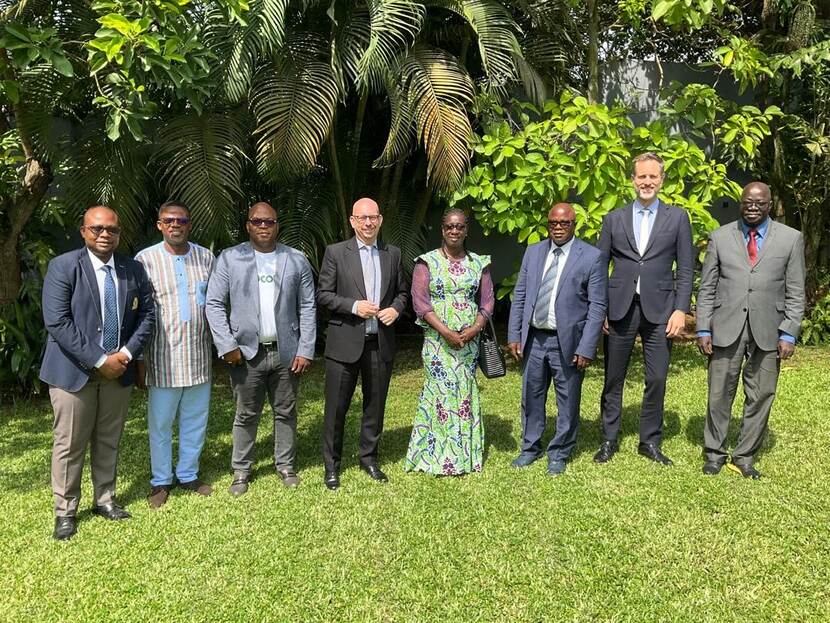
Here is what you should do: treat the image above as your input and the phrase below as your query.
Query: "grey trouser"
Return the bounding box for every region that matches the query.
[229,344,299,473]
[704,321,780,465]
[50,379,132,516]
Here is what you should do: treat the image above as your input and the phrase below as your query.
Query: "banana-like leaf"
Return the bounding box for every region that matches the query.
[357,0,426,92]
[425,0,523,89]
[155,112,249,246]
[399,44,474,193]
[251,34,339,184]
[67,122,152,244]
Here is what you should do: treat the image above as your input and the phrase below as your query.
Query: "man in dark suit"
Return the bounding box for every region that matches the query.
[696,182,805,479]
[594,153,694,466]
[507,203,607,475]
[40,206,154,540]
[317,197,409,490]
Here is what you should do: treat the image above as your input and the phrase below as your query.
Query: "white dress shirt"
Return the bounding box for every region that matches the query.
[534,237,574,330]
[87,249,132,367]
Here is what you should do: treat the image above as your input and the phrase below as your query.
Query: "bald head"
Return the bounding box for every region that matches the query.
[248,201,276,220]
[742,182,771,199]
[83,205,118,226]
[547,202,576,246]
[352,197,380,215]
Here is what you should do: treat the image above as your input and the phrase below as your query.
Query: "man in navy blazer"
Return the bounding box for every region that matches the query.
[594,153,694,466]
[507,203,607,475]
[40,206,154,540]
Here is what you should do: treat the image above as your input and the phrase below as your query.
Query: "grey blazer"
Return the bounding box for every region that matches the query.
[205,242,316,367]
[696,219,805,351]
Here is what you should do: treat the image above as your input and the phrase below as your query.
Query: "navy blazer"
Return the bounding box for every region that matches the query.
[508,237,607,364]
[597,201,694,325]
[39,248,155,392]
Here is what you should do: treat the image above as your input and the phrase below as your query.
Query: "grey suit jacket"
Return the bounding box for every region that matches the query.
[696,219,805,351]
[597,201,694,324]
[507,237,607,364]
[205,242,316,367]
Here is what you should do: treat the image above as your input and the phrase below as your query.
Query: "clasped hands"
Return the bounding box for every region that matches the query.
[221,348,312,374]
[99,351,130,380]
[354,300,399,325]
[506,342,592,370]
[443,325,481,349]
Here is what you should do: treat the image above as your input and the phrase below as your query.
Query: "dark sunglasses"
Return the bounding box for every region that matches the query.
[548,220,574,229]
[248,218,278,228]
[159,216,190,226]
[442,223,467,231]
[83,225,121,237]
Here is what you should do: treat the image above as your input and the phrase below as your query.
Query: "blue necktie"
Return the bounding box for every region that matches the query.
[533,247,563,327]
[102,265,119,352]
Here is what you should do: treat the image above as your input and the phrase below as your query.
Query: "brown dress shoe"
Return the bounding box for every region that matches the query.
[179,479,213,496]
[148,485,172,509]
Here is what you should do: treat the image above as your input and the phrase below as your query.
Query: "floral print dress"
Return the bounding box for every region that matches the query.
[404,249,490,475]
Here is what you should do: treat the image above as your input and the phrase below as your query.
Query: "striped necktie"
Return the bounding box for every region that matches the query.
[533,247,563,327]
[102,265,119,352]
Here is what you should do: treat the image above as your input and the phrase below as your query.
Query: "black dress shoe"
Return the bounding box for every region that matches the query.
[593,440,618,464]
[702,460,725,475]
[53,516,77,541]
[360,463,389,483]
[92,502,131,520]
[637,443,673,466]
[324,470,340,491]
[728,461,762,480]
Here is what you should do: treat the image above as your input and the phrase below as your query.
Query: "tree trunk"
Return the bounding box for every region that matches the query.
[0,157,53,307]
[347,91,369,204]
[326,126,350,238]
[587,0,599,103]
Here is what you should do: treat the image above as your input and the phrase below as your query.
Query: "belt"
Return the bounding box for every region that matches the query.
[633,293,641,302]
[364,334,379,342]
[532,326,557,335]
[259,342,279,349]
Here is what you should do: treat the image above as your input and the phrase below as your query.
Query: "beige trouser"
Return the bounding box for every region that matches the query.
[50,379,132,517]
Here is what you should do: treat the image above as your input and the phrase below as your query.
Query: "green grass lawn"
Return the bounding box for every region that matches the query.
[1,339,829,622]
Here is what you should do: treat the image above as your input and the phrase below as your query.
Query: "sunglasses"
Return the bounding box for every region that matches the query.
[83,225,121,237]
[442,223,467,231]
[248,218,278,228]
[548,220,574,229]
[159,216,191,226]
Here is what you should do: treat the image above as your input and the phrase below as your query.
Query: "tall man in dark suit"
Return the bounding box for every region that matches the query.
[594,153,694,466]
[317,197,409,490]
[40,206,155,540]
[507,203,607,475]
[696,182,805,479]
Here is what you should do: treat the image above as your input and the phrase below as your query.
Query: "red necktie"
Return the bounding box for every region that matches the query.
[747,228,758,265]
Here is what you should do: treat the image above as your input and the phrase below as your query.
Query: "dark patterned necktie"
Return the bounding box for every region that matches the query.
[102,265,119,352]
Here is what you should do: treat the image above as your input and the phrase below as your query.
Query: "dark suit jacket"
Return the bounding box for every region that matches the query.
[40,248,155,392]
[507,237,607,364]
[317,237,409,363]
[597,201,694,324]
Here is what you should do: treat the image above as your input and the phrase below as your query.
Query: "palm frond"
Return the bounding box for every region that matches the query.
[357,0,426,92]
[399,43,475,193]
[374,72,417,166]
[250,33,339,183]
[16,65,73,163]
[330,4,371,97]
[66,121,153,244]
[513,50,546,106]
[429,0,522,89]
[154,112,249,247]
[379,189,426,276]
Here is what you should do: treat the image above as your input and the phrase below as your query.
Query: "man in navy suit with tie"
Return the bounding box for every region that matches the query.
[507,203,607,475]
[40,206,154,540]
[593,153,694,466]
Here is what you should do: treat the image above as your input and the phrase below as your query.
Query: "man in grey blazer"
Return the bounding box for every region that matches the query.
[696,182,805,479]
[507,203,607,475]
[595,153,694,467]
[205,202,316,494]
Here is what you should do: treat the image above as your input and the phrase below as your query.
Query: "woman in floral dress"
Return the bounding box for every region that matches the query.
[404,208,495,475]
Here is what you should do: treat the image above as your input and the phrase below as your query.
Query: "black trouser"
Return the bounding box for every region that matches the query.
[600,297,672,445]
[322,336,392,471]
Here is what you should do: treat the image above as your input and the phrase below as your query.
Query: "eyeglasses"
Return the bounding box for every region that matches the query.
[740,200,770,208]
[83,225,121,237]
[248,218,278,228]
[548,220,575,229]
[351,215,381,223]
[159,216,190,226]
[442,223,467,231]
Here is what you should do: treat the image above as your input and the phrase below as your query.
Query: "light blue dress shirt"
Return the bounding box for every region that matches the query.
[351,240,381,335]
[633,199,659,251]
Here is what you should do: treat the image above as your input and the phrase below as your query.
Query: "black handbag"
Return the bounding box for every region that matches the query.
[478,315,506,378]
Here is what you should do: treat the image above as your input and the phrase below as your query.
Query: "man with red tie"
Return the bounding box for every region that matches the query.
[696,182,805,479]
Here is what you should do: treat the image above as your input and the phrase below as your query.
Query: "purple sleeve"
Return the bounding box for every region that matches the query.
[479,266,495,319]
[411,262,433,319]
